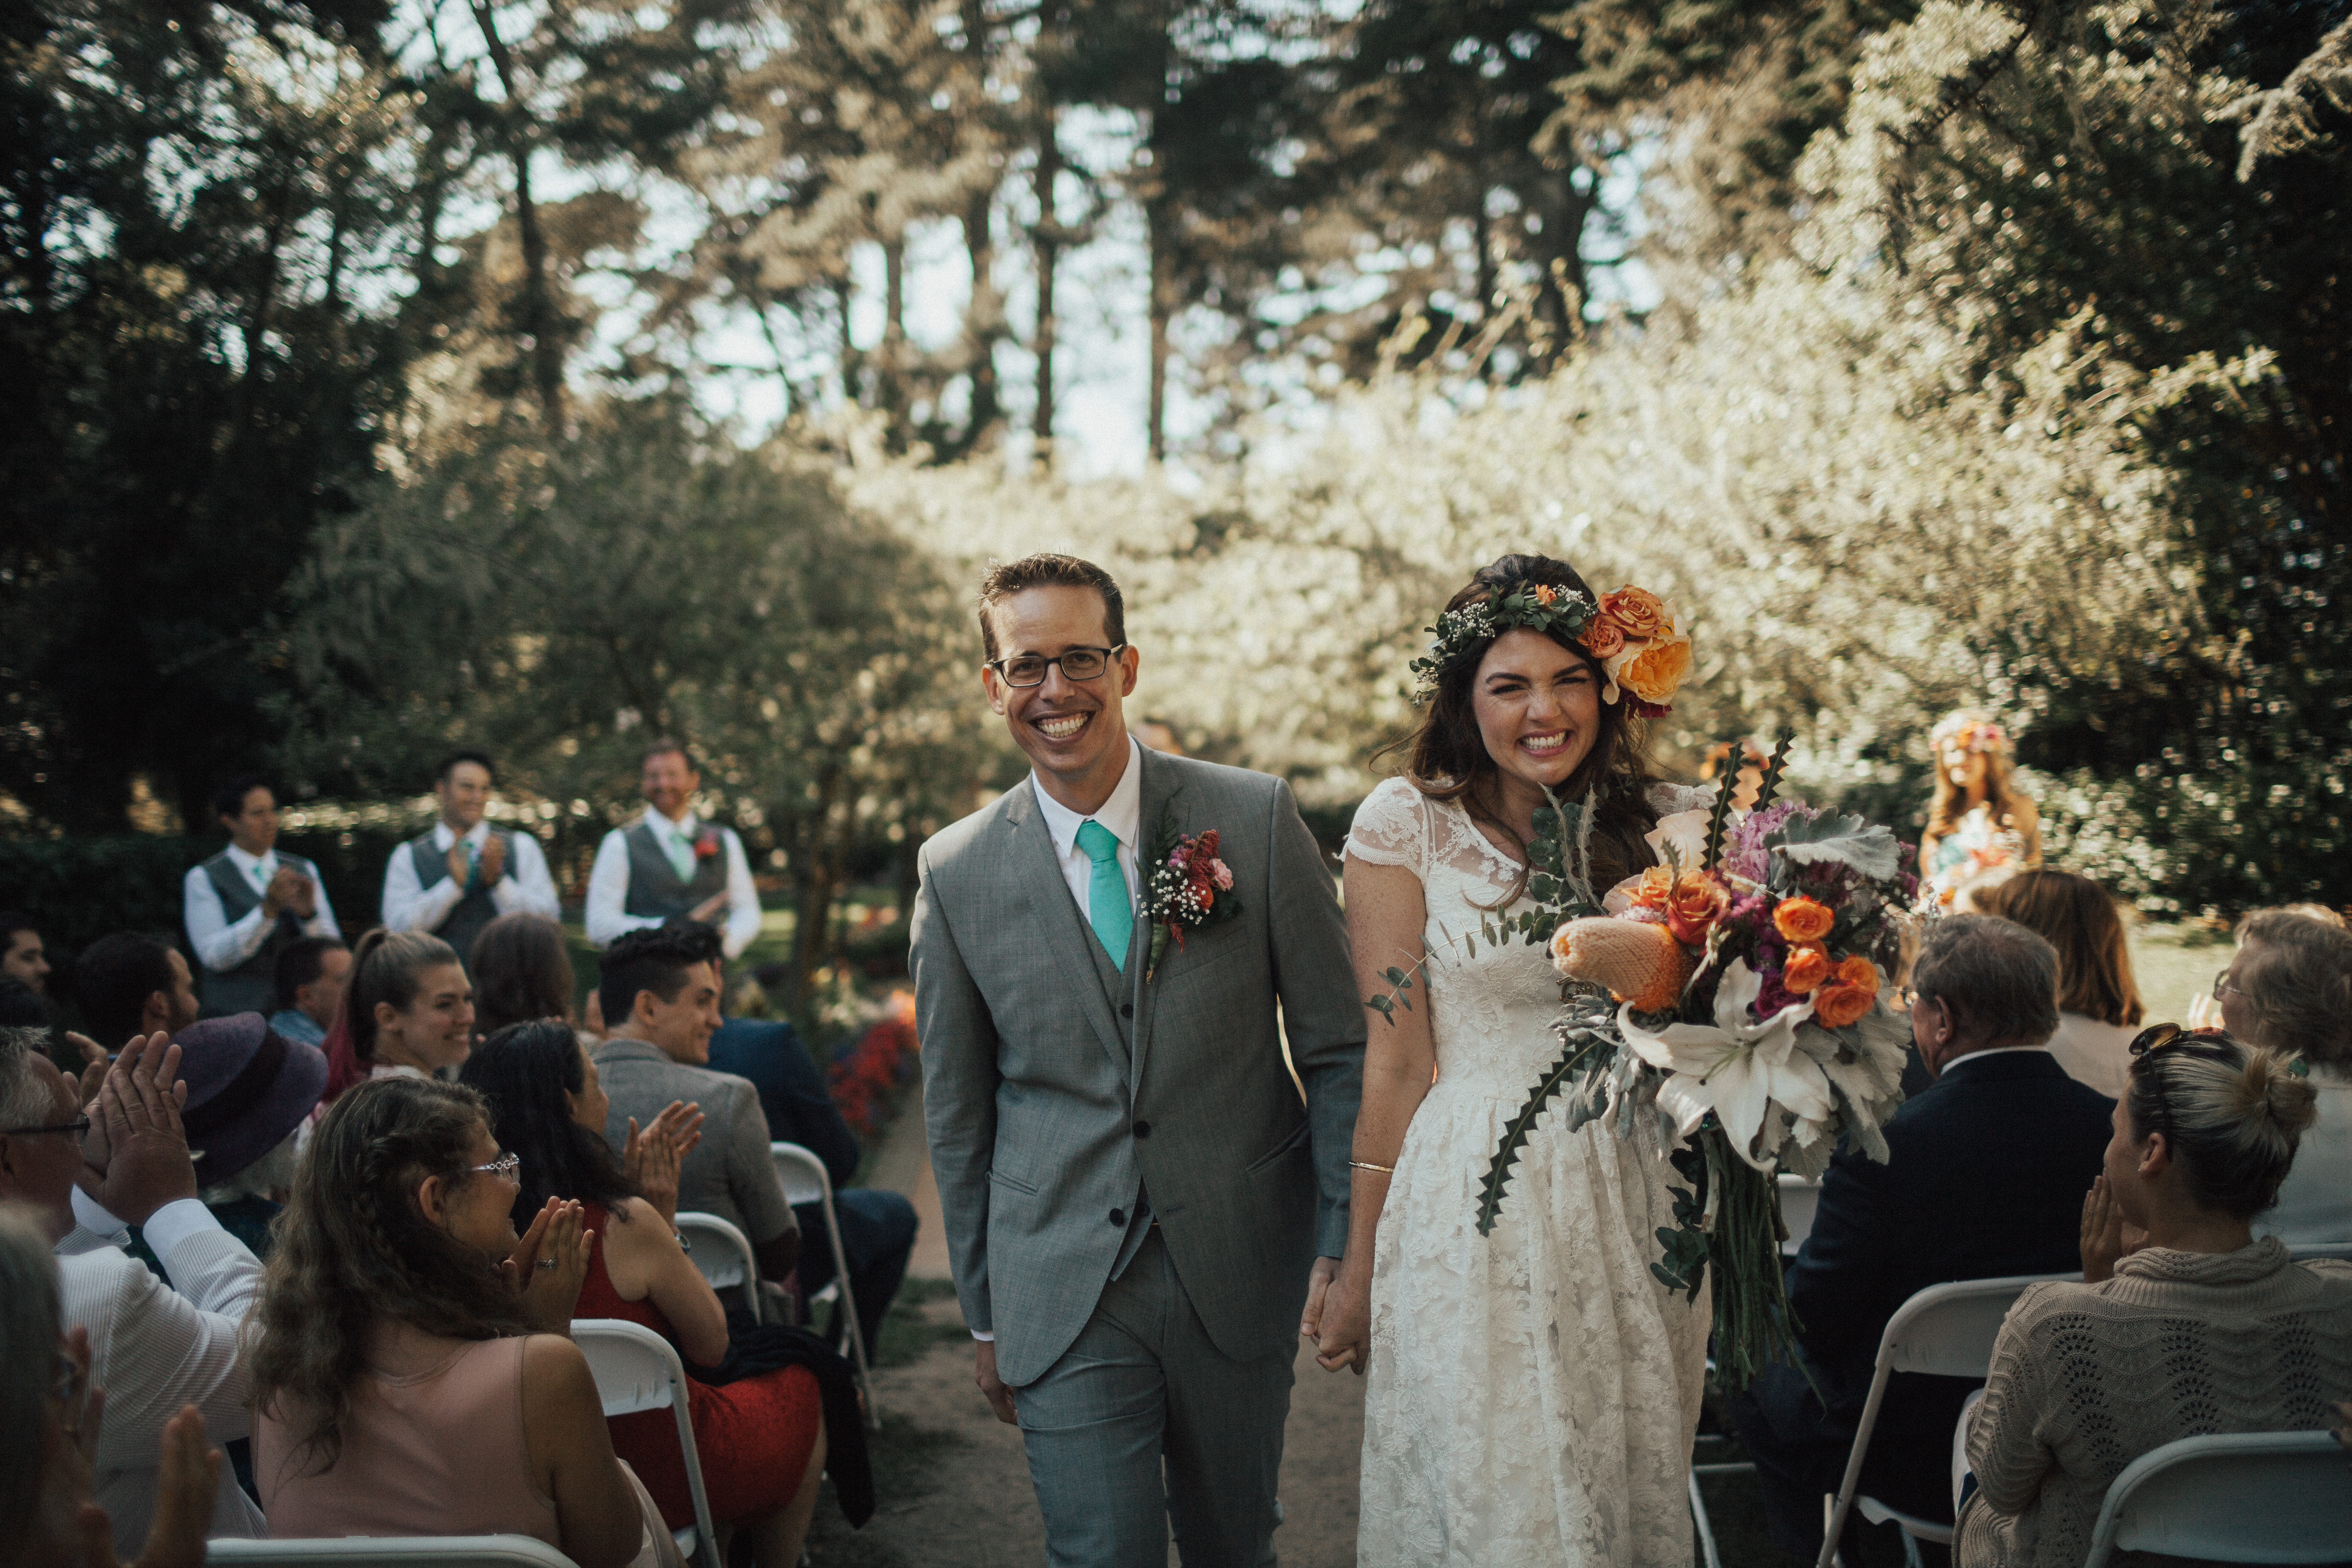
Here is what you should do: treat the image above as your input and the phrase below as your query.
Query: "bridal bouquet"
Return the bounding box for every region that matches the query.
[1476,748,1922,1388]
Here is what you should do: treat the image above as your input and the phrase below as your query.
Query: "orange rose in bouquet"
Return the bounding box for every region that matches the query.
[1781,946,1833,994]
[1664,873,1730,946]
[1772,895,1836,944]
[1812,956,1881,1028]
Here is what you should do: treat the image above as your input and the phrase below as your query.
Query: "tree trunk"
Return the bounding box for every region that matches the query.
[882,236,908,449]
[1032,107,1062,470]
[962,181,1003,453]
[1147,199,1174,463]
[469,2,566,432]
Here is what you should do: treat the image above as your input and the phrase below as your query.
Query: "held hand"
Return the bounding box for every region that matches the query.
[622,1102,699,1226]
[74,1405,219,1568]
[477,834,507,887]
[2080,1175,2130,1283]
[93,1034,198,1225]
[688,890,730,924]
[974,1341,1019,1426]
[1310,1259,1372,1375]
[1299,1254,1338,1341]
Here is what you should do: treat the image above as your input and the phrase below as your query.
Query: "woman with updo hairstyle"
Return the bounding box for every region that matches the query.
[1972,870,2143,1099]
[467,914,578,1039]
[1331,553,1716,1563]
[250,1075,675,1568]
[1954,1027,2352,1568]
[2215,907,2352,1244]
[316,930,475,1109]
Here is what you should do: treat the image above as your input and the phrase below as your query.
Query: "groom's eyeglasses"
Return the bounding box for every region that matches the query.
[989,645,1127,688]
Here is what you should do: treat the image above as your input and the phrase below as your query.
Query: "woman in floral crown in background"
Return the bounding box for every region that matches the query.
[1920,709,2041,906]
[1312,553,1713,1567]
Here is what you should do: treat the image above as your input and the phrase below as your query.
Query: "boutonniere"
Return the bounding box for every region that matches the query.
[692,829,721,860]
[1143,807,1241,980]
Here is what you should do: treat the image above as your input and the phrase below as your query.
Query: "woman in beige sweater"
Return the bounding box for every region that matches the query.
[1955,1025,2352,1568]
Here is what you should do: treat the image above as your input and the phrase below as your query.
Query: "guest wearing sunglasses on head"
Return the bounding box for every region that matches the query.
[1954,1024,2352,1568]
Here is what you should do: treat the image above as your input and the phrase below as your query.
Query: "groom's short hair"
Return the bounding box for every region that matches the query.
[977,554,1125,662]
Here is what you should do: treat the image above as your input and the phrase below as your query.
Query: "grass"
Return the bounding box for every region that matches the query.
[2127,918,2233,1029]
[871,1279,971,1369]
[801,1408,970,1568]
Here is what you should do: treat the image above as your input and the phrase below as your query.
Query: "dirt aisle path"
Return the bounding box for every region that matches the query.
[818,1086,1365,1568]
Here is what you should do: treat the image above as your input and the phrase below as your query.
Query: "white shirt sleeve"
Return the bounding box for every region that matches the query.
[59,1186,131,1255]
[183,864,267,975]
[722,828,762,958]
[585,829,659,948]
[382,840,461,933]
[493,832,563,919]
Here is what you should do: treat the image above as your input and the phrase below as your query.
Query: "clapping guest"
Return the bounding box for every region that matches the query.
[267,937,348,1050]
[467,914,579,1039]
[2216,908,2352,1244]
[316,931,474,1108]
[0,1202,224,1568]
[74,935,201,1055]
[250,1076,671,1568]
[381,753,562,959]
[135,1015,326,1263]
[462,1024,835,1567]
[183,778,338,1018]
[1955,1027,2352,1568]
[585,742,761,959]
[1974,870,2144,1099]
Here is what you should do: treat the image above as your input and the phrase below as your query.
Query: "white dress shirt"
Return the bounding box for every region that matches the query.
[380,818,562,932]
[59,1199,266,1551]
[585,810,762,957]
[1030,737,1145,925]
[183,843,340,975]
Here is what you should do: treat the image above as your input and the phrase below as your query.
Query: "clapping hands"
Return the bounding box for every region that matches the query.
[77,1033,199,1225]
[2079,1175,2147,1283]
[503,1197,595,1334]
[620,1100,704,1226]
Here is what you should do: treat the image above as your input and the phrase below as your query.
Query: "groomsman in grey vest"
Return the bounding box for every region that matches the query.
[380,750,561,959]
[183,776,339,1017]
[585,740,761,958]
[913,553,1364,1567]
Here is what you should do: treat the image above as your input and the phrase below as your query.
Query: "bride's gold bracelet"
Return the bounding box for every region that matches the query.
[1348,1159,1395,1174]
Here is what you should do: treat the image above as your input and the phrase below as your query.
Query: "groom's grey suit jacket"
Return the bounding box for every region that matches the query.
[913,748,1365,1388]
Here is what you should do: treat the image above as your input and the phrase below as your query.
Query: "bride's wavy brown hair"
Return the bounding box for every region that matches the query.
[249,1076,533,1476]
[1376,553,1666,903]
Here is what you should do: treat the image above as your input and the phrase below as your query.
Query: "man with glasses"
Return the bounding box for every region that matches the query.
[0,1026,267,1550]
[912,552,1365,1567]
[1726,914,2117,1562]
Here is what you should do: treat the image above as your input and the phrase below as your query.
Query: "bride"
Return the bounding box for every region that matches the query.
[1312,553,1712,1566]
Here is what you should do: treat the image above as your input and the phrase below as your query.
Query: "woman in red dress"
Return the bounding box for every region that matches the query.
[463,1022,826,1568]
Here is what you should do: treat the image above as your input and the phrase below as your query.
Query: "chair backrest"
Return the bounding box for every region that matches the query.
[674,1211,756,1292]
[1777,1174,1821,1256]
[2288,1241,2352,1262]
[771,1140,830,1207]
[573,1318,716,1560]
[206,1536,576,1568]
[1880,1272,2074,1379]
[2084,1430,2352,1568]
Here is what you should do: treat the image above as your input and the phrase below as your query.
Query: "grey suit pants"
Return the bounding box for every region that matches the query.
[1012,1228,1292,1568]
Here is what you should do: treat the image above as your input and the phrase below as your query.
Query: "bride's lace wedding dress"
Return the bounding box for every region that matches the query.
[1348,777,1712,1567]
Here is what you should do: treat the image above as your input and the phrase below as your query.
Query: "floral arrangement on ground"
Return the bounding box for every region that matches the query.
[1476,745,1924,1388]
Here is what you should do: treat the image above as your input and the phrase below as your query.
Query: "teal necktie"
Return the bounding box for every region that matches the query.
[1075,820,1132,972]
[661,821,696,881]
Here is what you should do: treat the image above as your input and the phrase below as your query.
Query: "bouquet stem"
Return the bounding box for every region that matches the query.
[1699,1129,1806,1392]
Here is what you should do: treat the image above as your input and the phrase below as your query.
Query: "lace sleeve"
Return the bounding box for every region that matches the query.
[1346,778,1430,874]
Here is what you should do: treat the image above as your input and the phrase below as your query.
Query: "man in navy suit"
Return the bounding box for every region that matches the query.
[1728,915,2116,1558]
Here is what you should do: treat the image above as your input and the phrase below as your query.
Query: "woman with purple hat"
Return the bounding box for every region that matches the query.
[130,1014,328,1265]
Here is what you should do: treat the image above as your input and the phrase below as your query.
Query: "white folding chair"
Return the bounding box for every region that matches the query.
[2081,1429,2352,1567]
[207,1537,576,1568]
[674,1210,765,1325]
[2289,1241,2352,1262]
[573,1318,718,1566]
[772,1140,876,1424]
[1779,1173,1823,1257]
[1815,1272,2076,1568]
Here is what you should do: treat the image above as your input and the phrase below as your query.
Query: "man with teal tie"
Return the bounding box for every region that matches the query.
[584,740,763,958]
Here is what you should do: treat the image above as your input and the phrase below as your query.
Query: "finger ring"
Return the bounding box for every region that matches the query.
[535,1258,558,1270]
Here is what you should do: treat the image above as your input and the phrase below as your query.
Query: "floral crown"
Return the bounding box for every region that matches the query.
[1410,579,1692,716]
[1929,712,2011,756]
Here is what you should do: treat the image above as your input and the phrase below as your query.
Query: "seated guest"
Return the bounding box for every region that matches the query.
[695,938,917,1356]
[316,930,475,1108]
[380,752,562,959]
[469,913,578,1038]
[1975,870,2144,1099]
[268,936,349,1049]
[591,929,800,1287]
[0,1203,225,1568]
[0,1028,266,1550]
[184,776,338,1018]
[250,1076,670,1568]
[462,1023,830,1566]
[2,910,50,996]
[74,933,201,1050]
[127,1014,326,1265]
[1727,915,2115,1558]
[2219,908,2352,1244]
[1955,1027,2352,1567]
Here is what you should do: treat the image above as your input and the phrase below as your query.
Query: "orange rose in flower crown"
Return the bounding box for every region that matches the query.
[1599,586,1670,640]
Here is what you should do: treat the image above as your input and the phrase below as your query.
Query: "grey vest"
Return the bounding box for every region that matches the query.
[1079,874,1155,1271]
[199,849,319,1016]
[407,828,518,962]
[622,819,730,922]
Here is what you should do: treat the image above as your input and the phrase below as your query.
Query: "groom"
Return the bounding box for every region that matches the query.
[912,553,1364,1566]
